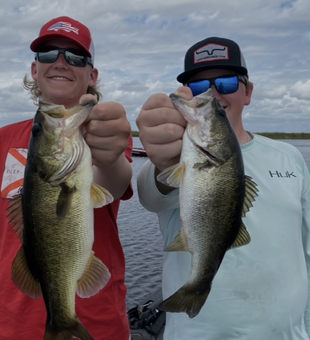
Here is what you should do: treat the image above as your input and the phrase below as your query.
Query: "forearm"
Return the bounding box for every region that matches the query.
[137,160,179,213]
[93,153,132,200]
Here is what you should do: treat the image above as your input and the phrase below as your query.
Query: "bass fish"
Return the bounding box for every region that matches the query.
[7,101,113,340]
[157,90,258,318]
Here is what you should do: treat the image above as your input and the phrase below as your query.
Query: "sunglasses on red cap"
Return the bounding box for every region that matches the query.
[35,46,93,68]
[187,75,247,96]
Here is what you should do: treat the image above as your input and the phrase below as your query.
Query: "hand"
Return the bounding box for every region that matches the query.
[136,87,192,171]
[80,95,131,168]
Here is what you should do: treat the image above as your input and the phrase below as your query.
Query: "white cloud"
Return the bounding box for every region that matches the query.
[291,80,310,99]
[0,0,309,132]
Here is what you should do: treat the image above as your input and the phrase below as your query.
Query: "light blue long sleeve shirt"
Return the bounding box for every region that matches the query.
[137,134,310,340]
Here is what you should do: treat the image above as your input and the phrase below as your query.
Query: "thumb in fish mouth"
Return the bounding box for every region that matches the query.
[174,86,193,101]
[79,94,98,127]
[79,94,98,105]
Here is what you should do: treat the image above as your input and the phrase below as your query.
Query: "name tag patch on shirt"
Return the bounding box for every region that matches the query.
[1,148,27,199]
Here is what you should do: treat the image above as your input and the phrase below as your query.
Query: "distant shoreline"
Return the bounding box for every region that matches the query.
[253,132,310,140]
[132,131,310,140]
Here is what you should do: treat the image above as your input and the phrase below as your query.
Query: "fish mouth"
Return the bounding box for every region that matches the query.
[195,142,218,161]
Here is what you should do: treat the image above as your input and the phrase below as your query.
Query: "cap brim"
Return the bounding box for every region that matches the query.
[177,65,248,84]
[30,34,92,58]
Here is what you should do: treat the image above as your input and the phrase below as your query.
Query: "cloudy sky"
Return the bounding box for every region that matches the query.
[0,0,309,132]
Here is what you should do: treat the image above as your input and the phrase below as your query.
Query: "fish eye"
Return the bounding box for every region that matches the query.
[32,123,42,136]
[218,109,226,117]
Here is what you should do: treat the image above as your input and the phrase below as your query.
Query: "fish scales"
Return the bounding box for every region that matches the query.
[23,163,93,321]
[157,89,258,318]
[180,126,244,282]
[7,101,113,340]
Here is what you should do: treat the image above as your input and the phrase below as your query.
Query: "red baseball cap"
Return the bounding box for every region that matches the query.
[30,16,95,61]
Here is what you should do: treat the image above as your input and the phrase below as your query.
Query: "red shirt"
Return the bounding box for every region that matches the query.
[0,119,133,340]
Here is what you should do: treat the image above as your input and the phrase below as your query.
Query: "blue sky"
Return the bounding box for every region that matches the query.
[0,0,309,132]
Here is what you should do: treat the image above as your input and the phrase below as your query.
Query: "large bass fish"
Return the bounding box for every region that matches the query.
[158,90,258,318]
[7,101,113,340]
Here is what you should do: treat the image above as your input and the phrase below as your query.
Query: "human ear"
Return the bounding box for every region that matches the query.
[89,67,99,87]
[31,61,38,81]
[244,81,254,106]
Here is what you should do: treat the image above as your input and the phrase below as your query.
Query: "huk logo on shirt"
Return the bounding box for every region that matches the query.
[194,43,229,64]
[1,148,27,199]
[269,170,296,178]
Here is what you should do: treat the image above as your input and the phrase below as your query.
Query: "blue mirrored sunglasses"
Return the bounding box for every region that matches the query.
[36,46,93,68]
[187,75,247,96]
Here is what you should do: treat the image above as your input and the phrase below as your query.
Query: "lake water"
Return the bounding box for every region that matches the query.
[119,138,310,308]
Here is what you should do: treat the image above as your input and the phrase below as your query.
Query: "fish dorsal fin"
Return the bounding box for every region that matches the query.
[76,251,111,298]
[91,184,114,208]
[6,194,24,242]
[11,247,42,299]
[242,175,259,217]
[56,182,77,219]
[230,221,251,249]
[165,228,189,252]
[157,164,185,188]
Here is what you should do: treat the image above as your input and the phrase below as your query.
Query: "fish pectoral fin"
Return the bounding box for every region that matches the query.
[230,222,251,249]
[11,247,42,299]
[165,228,189,252]
[77,251,111,298]
[91,184,114,208]
[56,182,77,219]
[157,164,185,188]
[6,194,24,242]
[193,160,211,170]
[242,175,259,217]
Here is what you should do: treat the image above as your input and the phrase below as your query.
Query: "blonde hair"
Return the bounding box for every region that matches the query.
[23,73,102,104]
[243,75,253,92]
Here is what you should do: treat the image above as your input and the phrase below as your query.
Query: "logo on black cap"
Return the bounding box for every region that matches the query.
[194,44,229,64]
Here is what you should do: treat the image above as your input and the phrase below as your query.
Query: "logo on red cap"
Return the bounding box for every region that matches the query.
[48,21,79,35]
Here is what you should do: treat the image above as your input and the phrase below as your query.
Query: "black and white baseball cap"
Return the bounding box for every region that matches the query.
[177,37,248,84]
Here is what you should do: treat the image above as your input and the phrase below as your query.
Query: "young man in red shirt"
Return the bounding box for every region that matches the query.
[0,16,133,340]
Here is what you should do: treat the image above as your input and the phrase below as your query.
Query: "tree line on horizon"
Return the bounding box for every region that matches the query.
[132,131,310,139]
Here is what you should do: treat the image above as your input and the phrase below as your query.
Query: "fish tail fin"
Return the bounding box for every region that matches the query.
[159,285,210,318]
[44,319,94,340]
